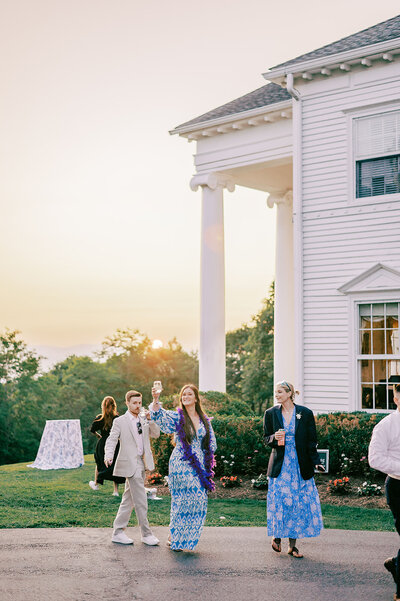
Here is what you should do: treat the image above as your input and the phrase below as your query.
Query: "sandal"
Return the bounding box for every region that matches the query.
[271,538,281,553]
[288,546,303,558]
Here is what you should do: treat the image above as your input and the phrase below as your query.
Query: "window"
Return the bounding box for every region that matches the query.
[355,111,400,199]
[359,302,400,410]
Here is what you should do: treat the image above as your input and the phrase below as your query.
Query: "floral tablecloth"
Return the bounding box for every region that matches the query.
[28,419,84,470]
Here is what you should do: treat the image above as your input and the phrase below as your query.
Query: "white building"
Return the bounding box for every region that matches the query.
[172,15,400,413]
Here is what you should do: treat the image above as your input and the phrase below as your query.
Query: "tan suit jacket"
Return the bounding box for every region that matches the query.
[104,412,160,477]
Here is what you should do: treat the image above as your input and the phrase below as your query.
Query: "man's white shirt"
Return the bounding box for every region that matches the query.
[369,410,400,479]
[127,410,144,456]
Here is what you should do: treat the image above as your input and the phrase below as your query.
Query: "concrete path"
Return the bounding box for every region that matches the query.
[0,527,397,601]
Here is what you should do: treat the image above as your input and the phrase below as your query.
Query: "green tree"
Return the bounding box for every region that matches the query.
[0,330,44,464]
[98,328,198,403]
[242,283,274,413]
[225,284,274,414]
[226,325,251,397]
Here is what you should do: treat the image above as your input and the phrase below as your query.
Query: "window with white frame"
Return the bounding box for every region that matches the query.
[355,110,400,198]
[359,302,400,410]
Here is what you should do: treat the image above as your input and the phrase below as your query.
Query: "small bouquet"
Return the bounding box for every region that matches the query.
[327,476,350,495]
[220,476,242,488]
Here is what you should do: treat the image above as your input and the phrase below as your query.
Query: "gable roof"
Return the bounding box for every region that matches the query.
[271,13,400,71]
[173,13,400,134]
[173,82,290,131]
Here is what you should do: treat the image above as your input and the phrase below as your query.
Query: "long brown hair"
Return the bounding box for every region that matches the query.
[178,384,210,450]
[94,396,118,430]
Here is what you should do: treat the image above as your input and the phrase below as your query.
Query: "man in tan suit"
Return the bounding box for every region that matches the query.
[105,390,160,545]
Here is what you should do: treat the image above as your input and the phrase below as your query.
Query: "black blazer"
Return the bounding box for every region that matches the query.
[263,404,320,480]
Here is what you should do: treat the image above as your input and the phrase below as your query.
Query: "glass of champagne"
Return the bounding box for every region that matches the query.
[139,405,148,421]
[153,380,162,395]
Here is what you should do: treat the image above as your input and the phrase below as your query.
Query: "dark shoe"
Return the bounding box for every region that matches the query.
[288,546,303,558]
[384,557,397,583]
[271,538,281,553]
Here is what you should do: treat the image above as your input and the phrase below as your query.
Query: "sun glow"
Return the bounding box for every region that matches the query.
[152,339,163,349]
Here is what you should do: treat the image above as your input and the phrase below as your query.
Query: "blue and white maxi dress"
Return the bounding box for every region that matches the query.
[267,411,323,539]
[150,407,217,550]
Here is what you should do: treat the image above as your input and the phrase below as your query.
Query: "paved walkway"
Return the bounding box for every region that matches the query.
[0,527,397,601]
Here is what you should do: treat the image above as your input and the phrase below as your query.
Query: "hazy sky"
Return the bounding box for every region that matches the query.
[1,1,399,358]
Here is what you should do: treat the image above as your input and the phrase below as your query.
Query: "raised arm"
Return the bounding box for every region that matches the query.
[149,403,180,434]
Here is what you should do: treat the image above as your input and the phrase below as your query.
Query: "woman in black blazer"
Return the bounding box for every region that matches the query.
[263,381,324,558]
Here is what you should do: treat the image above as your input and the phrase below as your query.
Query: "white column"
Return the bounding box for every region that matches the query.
[267,190,295,385]
[190,173,235,392]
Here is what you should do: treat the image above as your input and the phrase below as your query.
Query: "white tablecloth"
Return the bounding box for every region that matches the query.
[28,419,84,470]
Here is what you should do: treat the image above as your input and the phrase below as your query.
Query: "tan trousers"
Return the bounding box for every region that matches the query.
[113,457,152,537]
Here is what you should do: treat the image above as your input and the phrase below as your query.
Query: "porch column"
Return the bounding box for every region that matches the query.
[190,173,235,392]
[267,190,295,385]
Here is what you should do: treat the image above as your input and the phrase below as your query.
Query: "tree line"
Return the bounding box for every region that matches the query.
[0,285,274,465]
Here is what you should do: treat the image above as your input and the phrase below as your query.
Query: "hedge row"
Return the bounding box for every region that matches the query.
[151,411,388,478]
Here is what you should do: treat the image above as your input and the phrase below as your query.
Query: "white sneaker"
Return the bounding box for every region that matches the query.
[141,534,159,546]
[112,491,119,497]
[89,481,99,491]
[112,531,133,545]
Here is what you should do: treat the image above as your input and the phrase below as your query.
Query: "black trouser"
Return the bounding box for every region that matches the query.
[385,476,400,595]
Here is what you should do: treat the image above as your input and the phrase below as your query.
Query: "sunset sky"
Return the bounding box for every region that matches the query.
[1,1,399,363]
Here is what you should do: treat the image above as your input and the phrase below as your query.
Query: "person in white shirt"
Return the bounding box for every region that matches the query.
[369,383,400,601]
[105,390,160,546]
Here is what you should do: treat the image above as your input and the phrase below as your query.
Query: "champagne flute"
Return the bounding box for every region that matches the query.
[153,380,162,395]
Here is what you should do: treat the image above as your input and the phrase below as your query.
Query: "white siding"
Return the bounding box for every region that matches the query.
[300,66,400,413]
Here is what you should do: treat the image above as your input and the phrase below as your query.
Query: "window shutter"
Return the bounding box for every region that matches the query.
[355,111,400,159]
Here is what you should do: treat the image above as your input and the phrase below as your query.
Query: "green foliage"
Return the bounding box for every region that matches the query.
[152,409,389,480]
[315,412,387,476]
[0,328,199,465]
[0,330,44,464]
[226,326,251,397]
[97,328,198,404]
[357,481,383,497]
[226,283,274,414]
[201,391,255,417]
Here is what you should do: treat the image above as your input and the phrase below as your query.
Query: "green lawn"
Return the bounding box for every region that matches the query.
[0,456,394,531]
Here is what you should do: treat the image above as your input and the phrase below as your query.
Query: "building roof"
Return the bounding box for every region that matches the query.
[173,82,290,131]
[173,13,400,133]
[271,13,400,70]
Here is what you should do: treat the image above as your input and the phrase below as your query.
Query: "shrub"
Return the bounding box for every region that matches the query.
[357,481,383,497]
[251,474,269,490]
[200,391,255,417]
[147,472,164,485]
[315,412,387,476]
[327,477,351,495]
[151,408,388,479]
[220,476,242,488]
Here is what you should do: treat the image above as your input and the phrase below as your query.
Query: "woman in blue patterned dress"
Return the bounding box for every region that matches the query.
[264,381,324,558]
[150,384,217,551]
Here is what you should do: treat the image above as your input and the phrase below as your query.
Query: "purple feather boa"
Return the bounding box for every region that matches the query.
[176,407,216,492]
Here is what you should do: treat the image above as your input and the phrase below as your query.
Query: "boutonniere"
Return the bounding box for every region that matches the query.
[296,413,302,420]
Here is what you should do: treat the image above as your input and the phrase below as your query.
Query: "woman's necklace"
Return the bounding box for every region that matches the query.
[282,404,294,420]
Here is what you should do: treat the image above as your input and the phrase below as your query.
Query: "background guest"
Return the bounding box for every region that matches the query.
[89,396,125,496]
[264,380,324,558]
[369,383,400,601]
